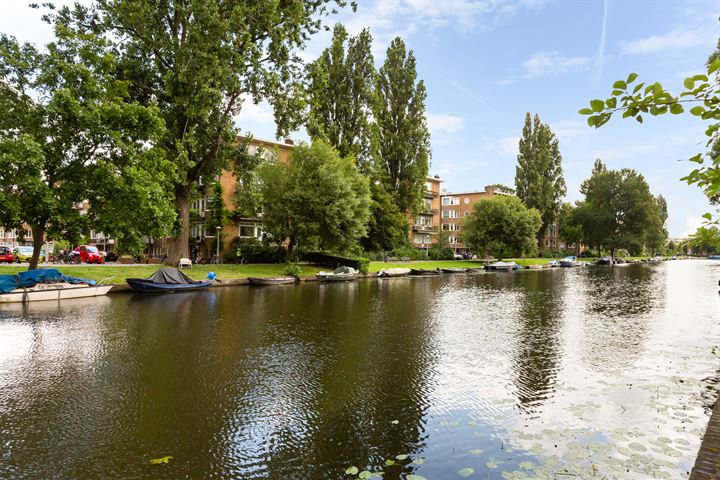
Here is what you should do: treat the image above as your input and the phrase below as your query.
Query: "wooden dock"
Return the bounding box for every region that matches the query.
[691,397,720,479]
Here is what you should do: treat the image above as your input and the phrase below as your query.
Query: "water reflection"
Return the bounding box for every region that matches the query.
[512,271,565,415]
[0,262,718,480]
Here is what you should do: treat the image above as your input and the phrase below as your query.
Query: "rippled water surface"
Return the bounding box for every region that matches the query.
[1,260,719,479]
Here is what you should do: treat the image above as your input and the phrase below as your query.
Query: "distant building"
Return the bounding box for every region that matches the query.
[410,176,442,250]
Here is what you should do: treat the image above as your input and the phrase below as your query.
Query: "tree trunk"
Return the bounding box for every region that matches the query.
[286,235,296,262]
[165,187,191,265]
[29,225,45,271]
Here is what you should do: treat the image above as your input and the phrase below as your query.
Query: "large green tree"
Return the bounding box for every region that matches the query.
[462,196,542,259]
[373,37,431,214]
[306,23,375,173]
[515,112,566,245]
[60,0,347,264]
[574,160,665,256]
[557,202,583,254]
[0,22,173,269]
[256,141,371,259]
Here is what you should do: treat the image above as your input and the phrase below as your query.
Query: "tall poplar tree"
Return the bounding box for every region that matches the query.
[373,37,431,214]
[306,23,375,173]
[515,113,566,245]
[59,0,347,264]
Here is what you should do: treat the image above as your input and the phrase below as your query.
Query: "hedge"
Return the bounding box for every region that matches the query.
[302,252,370,274]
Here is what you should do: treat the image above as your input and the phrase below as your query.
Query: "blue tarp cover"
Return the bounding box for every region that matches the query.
[0,269,96,294]
[0,275,19,294]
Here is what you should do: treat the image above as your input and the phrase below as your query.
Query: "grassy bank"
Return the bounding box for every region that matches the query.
[0,263,325,283]
[0,256,663,283]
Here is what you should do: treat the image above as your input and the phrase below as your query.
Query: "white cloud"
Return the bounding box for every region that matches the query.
[497,136,520,157]
[683,214,705,237]
[523,51,591,77]
[427,112,465,134]
[236,96,275,126]
[619,28,714,55]
[500,51,591,84]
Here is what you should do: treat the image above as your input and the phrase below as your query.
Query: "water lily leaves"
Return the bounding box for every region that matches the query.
[457,467,474,477]
[486,459,499,469]
[412,458,425,465]
[149,456,172,465]
[406,475,427,480]
[384,459,396,467]
[395,454,409,461]
[390,420,399,425]
[469,449,483,455]
[345,466,359,475]
[518,461,535,470]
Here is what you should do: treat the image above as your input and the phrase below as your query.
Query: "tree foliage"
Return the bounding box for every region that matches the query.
[256,141,371,259]
[688,226,720,254]
[573,160,666,255]
[360,182,410,253]
[557,202,583,249]
[579,54,720,210]
[306,23,375,173]
[462,196,542,259]
[373,37,431,214]
[514,113,566,243]
[0,21,173,269]
[59,0,347,263]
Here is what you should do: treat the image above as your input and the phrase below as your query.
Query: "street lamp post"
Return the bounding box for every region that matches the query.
[215,226,222,263]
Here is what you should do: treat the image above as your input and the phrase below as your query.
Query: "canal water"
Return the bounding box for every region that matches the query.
[0,261,718,479]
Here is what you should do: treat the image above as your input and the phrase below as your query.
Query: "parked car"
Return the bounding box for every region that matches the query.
[0,246,14,263]
[453,253,463,260]
[104,251,118,262]
[13,246,47,263]
[68,245,105,264]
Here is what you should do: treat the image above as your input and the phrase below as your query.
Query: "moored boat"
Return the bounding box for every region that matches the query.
[0,269,111,303]
[560,256,579,267]
[316,266,358,282]
[126,267,213,292]
[545,260,560,268]
[377,268,411,277]
[247,276,297,286]
[597,256,614,265]
[441,267,467,274]
[410,268,442,276]
[485,261,520,272]
[526,264,543,270]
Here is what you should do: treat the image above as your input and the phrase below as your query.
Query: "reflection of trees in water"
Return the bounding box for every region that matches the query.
[508,271,565,416]
[578,265,660,373]
[253,278,442,479]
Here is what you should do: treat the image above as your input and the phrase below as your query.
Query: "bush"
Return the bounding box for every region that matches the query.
[390,245,425,260]
[283,263,302,277]
[302,252,369,273]
[429,246,454,260]
[233,239,284,263]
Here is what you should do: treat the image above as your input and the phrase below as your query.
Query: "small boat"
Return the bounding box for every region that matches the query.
[545,260,560,268]
[377,268,411,277]
[526,264,543,270]
[709,255,720,260]
[485,261,520,272]
[410,268,442,276]
[442,268,467,274]
[0,268,112,303]
[560,256,579,267]
[648,256,663,263]
[597,256,614,265]
[316,266,358,282]
[126,267,213,292]
[247,276,297,286]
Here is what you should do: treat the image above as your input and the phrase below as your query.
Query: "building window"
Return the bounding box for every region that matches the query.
[414,233,431,244]
[423,199,433,210]
[464,211,470,217]
[442,196,460,206]
[238,223,263,239]
[414,216,433,227]
[464,197,470,204]
[449,236,458,244]
[442,224,460,231]
[442,210,459,219]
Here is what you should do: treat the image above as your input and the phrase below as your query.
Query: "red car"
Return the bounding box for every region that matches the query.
[69,245,105,264]
[0,246,14,263]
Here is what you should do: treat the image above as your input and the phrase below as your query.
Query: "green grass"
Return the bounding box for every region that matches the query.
[0,263,325,284]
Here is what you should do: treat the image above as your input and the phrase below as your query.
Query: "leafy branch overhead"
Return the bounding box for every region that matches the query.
[578,58,720,203]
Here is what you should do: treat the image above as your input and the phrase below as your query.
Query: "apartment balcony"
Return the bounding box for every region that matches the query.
[424,190,439,199]
[419,209,438,215]
[412,225,438,233]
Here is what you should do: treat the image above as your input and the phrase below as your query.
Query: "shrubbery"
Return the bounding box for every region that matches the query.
[302,252,370,273]
[233,239,284,263]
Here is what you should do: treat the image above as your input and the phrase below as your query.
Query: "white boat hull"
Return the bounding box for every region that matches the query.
[0,283,113,303]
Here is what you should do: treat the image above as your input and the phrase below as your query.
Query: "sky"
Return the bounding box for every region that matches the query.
[2,0,719,237]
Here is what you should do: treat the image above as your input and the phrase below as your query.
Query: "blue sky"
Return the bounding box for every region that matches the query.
[3,0,719,237]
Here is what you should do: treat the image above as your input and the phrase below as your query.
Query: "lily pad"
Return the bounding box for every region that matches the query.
[149,456,172,465]
[458,467,474,477]
[345,466,359,475]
